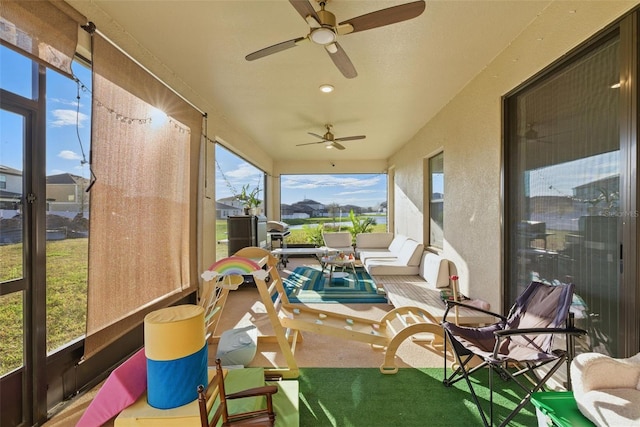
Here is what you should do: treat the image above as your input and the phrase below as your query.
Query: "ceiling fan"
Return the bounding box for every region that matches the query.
[520,123,549,142]
[519,123,569,143]
[296,124,366,150]
[245,0,426,79]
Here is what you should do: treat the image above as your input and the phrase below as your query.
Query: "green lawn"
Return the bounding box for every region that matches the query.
[215,215,387,260]
[0,238,88,374]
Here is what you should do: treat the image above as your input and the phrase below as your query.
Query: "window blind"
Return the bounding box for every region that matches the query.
[0,0,85,78]
[84,33,202,359]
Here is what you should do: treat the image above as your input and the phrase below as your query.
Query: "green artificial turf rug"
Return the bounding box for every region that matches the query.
[297,367,536,427]
[283,266,387,304]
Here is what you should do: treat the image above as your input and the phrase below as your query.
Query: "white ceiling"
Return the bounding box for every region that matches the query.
[68,0,553,162]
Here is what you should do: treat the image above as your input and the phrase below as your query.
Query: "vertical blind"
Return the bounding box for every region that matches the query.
[84,33,202,359]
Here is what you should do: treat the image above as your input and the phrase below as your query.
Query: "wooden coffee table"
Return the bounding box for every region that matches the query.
[321,255,357,282]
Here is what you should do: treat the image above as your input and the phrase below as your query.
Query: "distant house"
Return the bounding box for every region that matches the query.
[280,203,293,217]
[0,165,21,193]
[0,165,22,210]
[216,201,242,219]
[279,198,386,219]
[218,196,243,209]
[573,174,619,214]
[0,168,91,215]
[46,173,90,215]
[216,196,244,219]
[341,204,362,215]
[290,199,325,218]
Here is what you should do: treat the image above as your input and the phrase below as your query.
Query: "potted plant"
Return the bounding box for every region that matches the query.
[236,184,262,215]
[348,209,376,245]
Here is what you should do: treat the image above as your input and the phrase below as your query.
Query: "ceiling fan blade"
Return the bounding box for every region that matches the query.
[332,142,346,150]
[296,141,324,147]
[339,1,426,34]
[335,135,366,142]
[289,0,320,24]
[325,42,357,79]
[307,132,327,140]
[245,37,306,61]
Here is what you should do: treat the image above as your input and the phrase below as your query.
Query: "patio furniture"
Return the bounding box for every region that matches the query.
[197,359,278,427]
[321,232,355,255]
[442,281,586,427]
[571,351,640,426]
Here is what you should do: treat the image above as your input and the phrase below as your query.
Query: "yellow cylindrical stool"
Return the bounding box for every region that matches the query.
[144,305,207,409]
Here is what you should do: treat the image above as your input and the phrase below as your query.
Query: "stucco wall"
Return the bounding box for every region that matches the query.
[388,1,638,310]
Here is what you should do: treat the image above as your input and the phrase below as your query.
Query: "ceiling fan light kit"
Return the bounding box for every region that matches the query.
[245,0,426,79]
[310,27,336,45]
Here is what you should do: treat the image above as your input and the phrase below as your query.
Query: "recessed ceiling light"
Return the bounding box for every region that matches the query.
[319,84,334,93]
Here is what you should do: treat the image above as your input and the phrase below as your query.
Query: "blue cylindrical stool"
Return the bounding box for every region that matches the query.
[144,304,207,409]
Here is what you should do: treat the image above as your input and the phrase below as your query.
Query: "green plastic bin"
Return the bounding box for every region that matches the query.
[530,391,594,427]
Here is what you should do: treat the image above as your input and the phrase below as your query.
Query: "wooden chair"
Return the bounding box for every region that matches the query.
[197,359,278,427]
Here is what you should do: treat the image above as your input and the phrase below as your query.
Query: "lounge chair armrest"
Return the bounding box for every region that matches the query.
[443,300,506,321]
[225,385,278,400]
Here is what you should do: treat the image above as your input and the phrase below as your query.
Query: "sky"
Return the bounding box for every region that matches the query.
[528,151,619,198]
[215,145,387,209]
[0,45,93,179]
[2,44,618,208]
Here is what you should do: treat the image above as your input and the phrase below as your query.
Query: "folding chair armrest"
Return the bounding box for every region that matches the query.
[493,326,587,338]
[443,300,506,321]
[226,385,278,400]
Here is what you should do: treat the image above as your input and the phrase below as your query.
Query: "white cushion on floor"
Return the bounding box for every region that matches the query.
[215,325,258,367]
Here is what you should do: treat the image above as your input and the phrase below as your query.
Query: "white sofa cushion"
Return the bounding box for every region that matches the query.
[419,252,450,288]
[322,232,355,255]
[571,352,640,426]
[359,237,417,264]
[387,235,408,253]
[364,240,424,276]
[396,239,424,266]
[358,249,396,263]
[355,232,394,249]
[365,259,420,276]
[355,233,397,261]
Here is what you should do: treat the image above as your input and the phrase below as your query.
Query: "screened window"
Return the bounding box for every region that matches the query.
[0,45,34,99]
[45,61,92,354]
[278,174,387,246]
[215,144,266,259]
[429,153,444,248]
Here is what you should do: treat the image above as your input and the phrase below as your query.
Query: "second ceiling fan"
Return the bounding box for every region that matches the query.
[245,0,426,79]
[297,124,366,150]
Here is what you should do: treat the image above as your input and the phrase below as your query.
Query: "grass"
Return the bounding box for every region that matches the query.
[298,367,537,427]
[215,216,387,260]
[0,238,88,375]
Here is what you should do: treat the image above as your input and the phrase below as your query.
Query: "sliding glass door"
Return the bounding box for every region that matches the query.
[0,104,32,427]
[1,44,93,425]
[505,25,635,357]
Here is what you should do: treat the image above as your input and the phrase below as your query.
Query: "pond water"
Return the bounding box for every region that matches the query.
[287,216,386,230]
